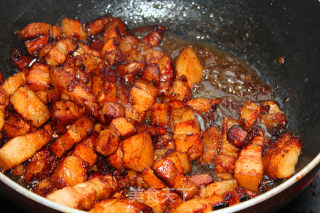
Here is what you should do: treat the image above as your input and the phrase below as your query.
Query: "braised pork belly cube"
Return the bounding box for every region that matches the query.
[260,100,287,132]
[50,68,100,118]
[24,35,49,56]
[130,80,157,114]
[169,79,192,101]
[141,168,166,189]
[61,18,87,41]
[154,134,175,150]
[33,178,56,197]
[153,158,199,200]
[103,18,127,43]
[10,86,50,127]
[199,179,238,198]
[174,134,203,161]
[86,16,113,36]
[119,35,139,56]
[45,38,77,66]
[175,46,204,88]
[90,198,152,213]
[100,102,125,124]
[263,132,302,179]
[110,117,136,138]
[72,143,97,167]
[227,124,248,148]
[24,148,57,183]
[95,129,119,157]
[116,62,145,82]
[151,103,170,128]
[239,101,260,129]
[50,116,94,157]
[186,97,221,114]
[17,22,52,40]
[51,156,88,189]
[3,113,31,138]
[52,100,83,133]
[47,175,117,210]
[198,126,221,165]
[157,54,175,95]
[121,132,154,172]
[188,173,214,187]
[25,63,50,92]
[141,26,166,48]
[142,64,160,85]
[2,72,25,95]
[234,144,263,192]
[215,118,240,179]
[0,88,7,132]
[0,125,51,171]
[108,146,125,170]
[92,76,117,104]
[50,25,61,40]
[166,152,191,174]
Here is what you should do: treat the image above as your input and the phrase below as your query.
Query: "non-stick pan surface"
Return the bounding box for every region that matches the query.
[0,0,319,212]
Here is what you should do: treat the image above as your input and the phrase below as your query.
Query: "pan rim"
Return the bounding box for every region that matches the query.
[0,153,319,212]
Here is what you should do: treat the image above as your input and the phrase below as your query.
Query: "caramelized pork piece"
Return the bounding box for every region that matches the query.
[151,103,170,128]
[153,158,199,200]
[100,102,125,124]
[110,117,136,138]
[142,64,160,85]
[199,179,238,198]
[50,68,100,117]
[61,18,87,41]
[226,124,248,148]
[0,125,51,171]
[11,49,34,71]
[137,125,167,137]
[92,76,117,104]
[51,156,88,188]
[95,129,119,157]
[141,26,166,48]
[260,100,287,132]
[86,16,113,36]
[169,79,192,101]
[119,35,139,56]
[10,86,50,127]
[0,87,8,132]
[26,62,50,92]
[215,118,240,179]
[186,97,222,114]
[24,35,50,56]
[198,126,221,165]
[175,46,204,88]
[103,18,127,43]
[188,173,214,187]
[171,195,225,213]
[239,101,260,129]
[1,72,25,95]
[3,113,31,138]
[50,116,94,157]
[141,168,167,189]
[52,100,83,133]
[263,132,302,179]
[234,144,263,192]
[121,132,154,172]
[166,152,191,175]
[72,143,97,167]
[24,148,57,183]
[157,54,175,95]
[17,22,52,40]
[116,62,145,82]
[50,25,62,40]
[45,38,77,66]
[130,80,157,114]
[47,175,117,210]
[90,198,152,213]
[132,188,180,213]
[174,134,203,161]
[36,89,58,104]
[33,178,56,197]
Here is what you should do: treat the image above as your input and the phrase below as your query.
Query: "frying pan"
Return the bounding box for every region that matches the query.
[0,0,319,212]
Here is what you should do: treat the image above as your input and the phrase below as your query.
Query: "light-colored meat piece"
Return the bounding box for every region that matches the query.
[2,72,25,95]
[169,79,192,101]
[0,125,51,171]
[239,101,260,129]
[175,46,204,88]
[72,143,97,167]
[260,100,287,131]
[186,97,221,114]
[130,80,157,114]
[234,144,263,192]
[263,132,302,179]
[61,18,87,41]
[3,113,31,138]
[151,103,170,128]
[95,129,119,156]
[17,22,52,40]
[45,38,77,66]
[188,173,213,187]
[50,156,88,188]
[50,116,94,157]
[110,117,136,138]
[10,86,50,127]
[24,35,49,56]
[198,126,221,165]
[26,62,50,92]
[166,152,191,175]
[174,133,203,161]
[199,179,238,198]
[141,168,166,189]
[86,16,113,36]
[90,198,152,213]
